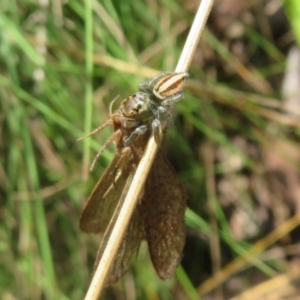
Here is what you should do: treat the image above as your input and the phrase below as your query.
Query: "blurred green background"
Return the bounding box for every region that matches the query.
[1,0,300,299]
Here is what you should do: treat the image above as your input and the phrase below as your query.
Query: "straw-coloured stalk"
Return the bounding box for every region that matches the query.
[83,0,214,299]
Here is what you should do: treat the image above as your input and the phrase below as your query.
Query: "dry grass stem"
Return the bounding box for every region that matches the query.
[197,214,300,296]
[230,270,300,300]
[84,0,214,299]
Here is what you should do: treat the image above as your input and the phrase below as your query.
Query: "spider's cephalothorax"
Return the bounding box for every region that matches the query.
[117,91,160,146]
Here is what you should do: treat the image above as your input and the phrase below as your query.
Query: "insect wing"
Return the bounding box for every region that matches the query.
[93,167,145,284]
[80,149,132,233]
[143,151,187,279]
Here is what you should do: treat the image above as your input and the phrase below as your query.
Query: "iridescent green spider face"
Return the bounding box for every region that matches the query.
[117,91,160,146]
[120,92,158,122]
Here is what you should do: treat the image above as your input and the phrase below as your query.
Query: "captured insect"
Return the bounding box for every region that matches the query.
[79,72,189,284]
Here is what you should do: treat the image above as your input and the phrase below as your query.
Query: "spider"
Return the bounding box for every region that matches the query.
[78,72,189,170]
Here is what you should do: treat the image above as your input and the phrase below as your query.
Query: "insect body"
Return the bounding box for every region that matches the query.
[80,72,189,284]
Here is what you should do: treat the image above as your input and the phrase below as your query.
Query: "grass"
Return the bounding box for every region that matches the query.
[1,0,300,299]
